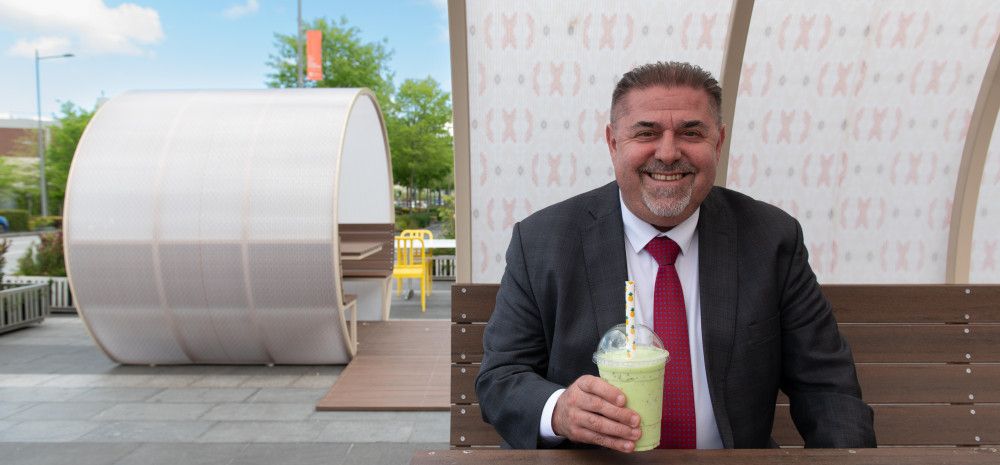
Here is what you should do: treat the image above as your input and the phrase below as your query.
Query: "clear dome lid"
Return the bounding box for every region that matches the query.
[592,323,668,367]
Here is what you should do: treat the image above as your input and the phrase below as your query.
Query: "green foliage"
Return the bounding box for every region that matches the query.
[0,158,40,214]
[0,238,10,283]
[394,209,433,232]
[45,102,95,215]
[29,216,62,231]
[387,77,454,196]
[17,232,66,277]
[265,18,454,197]
[266,16,396,109]
[0,101,94,216]
[436,194,455,239]
[0,210,29,231]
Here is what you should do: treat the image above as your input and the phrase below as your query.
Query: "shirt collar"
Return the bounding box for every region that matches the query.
[619,190,700,256]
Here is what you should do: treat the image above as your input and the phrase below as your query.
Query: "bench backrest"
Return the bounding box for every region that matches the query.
[451,284,1000,448]
[339,223,394,278]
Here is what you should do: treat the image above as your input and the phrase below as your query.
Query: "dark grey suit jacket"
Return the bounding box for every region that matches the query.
[476,181,876,449]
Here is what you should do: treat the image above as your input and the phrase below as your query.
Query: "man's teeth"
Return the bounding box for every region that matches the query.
[649,173,684,181]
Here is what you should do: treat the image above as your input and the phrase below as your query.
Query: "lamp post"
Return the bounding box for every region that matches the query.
[35,49,74,218]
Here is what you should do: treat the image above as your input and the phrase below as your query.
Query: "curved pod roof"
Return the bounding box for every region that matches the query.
[63,89,392,364]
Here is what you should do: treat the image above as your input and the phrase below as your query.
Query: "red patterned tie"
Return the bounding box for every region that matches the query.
[645,236,696,449]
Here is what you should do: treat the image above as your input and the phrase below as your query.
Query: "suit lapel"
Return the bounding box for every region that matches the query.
[582,182,629,336]
[697,188,739,448]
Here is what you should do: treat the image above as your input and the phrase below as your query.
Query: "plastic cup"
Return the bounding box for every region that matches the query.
[592,323,669,452]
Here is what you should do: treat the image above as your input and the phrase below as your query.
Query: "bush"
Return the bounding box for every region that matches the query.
[0,238,9,282]
[0,209,29,232]
[436,194,455,239]
[29,216,62,231]
[394,210,433,232]
[17,231,66,277]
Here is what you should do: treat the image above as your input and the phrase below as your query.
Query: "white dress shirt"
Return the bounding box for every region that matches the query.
[539,194,724,449]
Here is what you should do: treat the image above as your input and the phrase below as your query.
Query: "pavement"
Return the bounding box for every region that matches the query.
[0,282,454,465]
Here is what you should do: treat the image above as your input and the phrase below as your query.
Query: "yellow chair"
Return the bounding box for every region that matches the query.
[399,229,434,294]
[392,236,429,312]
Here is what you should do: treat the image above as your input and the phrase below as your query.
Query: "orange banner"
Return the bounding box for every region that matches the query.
[306,29,322,81]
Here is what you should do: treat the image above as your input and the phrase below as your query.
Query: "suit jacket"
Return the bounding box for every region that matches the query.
[476,181,876,449]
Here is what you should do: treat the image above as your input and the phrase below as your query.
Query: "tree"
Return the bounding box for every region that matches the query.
[386,77,453,207]
[0,101,93,216]
[266,16,396,109]
[45,102,95,215]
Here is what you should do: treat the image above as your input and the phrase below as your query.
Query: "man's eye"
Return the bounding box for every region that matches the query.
[635,131,655,138]
[682,131,702,137]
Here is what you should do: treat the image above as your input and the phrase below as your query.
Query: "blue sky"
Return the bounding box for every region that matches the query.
[0,0,452,119]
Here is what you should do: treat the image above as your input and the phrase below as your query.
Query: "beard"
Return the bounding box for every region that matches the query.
[639,159,696,218]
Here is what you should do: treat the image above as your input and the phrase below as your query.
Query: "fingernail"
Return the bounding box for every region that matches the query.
[616,395,625,406]
[623,441,634,452]
[633,428,641,440]
[631,415,639,427]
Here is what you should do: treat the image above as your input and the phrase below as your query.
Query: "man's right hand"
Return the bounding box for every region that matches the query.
[551,375,642,453]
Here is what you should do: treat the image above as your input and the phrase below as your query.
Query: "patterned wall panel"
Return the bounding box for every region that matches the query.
[971,118,1000,283]
[729,0,1000,283]
[467,0,733,282]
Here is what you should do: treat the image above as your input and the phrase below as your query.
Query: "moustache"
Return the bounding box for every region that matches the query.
[638,159,696,174]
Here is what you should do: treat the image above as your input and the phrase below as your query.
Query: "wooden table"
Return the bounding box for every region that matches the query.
[340,241,383,260]
[411,448,1000,465]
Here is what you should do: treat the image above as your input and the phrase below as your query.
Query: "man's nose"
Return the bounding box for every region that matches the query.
[654,133,682,163]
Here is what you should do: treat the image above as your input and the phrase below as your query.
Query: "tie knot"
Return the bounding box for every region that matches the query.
[645,236,681,266]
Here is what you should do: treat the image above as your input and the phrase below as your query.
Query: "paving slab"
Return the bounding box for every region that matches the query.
[0,403,32,419]
[147,387,257,403]
[0,442,139,465]
[198,420,327,443]
[248,387,327,403]
[68,387,163,403]
[0,420,101,442]
[79,421,215,442]
[317,420,415,443]
[7,402,113,421]
[235,443,351,465]
[0,387,93,402]
[113,443,248,465]
[94,403,213,421]
[342,442,448,465]
[201,403,314,421]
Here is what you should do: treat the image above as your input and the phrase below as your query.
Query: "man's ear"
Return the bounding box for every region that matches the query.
[715,123,727,162]
[606,123,617,156]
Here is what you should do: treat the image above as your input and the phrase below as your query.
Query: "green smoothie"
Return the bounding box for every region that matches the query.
[594,347,669,452]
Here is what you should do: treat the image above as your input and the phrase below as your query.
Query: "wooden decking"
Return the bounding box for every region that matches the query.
[316,320,450,411]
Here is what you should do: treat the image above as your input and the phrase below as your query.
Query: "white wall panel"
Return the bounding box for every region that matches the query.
[466,0,733,282]
[729,0,1000,283]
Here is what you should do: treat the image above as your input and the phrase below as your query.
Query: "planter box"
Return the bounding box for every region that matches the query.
[0,282,50,334]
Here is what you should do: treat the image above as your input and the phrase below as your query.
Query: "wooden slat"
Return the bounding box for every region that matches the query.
[451,404,502,447]
[452,284,500,323]
[777,363,1000,404]
[339,223,394,278]
[414,448,1000,465]
[317,321,449,411]
[824,285,1000,323]
[451,364,479,404]
[773,404,1000,446]
[841,324,1000,363]
[452,323,486,363]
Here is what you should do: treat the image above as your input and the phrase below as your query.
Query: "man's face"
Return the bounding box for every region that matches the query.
[606,85,726,229]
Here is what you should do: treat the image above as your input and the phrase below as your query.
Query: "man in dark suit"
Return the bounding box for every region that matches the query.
[476,62,876,452]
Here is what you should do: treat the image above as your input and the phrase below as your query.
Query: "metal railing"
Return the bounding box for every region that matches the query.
[2,276,72,309]
[433,255,456,280]
[0,282,50,334]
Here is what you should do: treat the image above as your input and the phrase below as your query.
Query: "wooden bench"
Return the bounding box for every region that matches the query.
[451,284,1000,448]
[339,223,394,321]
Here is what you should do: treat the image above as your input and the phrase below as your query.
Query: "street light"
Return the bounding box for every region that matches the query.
[35,50,74,218]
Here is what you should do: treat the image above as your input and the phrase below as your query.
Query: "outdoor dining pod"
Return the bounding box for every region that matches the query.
[62,88,394,365]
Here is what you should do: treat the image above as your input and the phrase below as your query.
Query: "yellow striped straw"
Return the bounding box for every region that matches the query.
[625,280,636,359]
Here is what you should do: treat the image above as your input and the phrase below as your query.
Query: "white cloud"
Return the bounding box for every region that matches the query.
[0,0,163,57]
[223,0,259,20]
[7,36,72,57]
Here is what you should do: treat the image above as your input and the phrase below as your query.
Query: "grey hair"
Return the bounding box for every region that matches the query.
[610,61,722,125]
